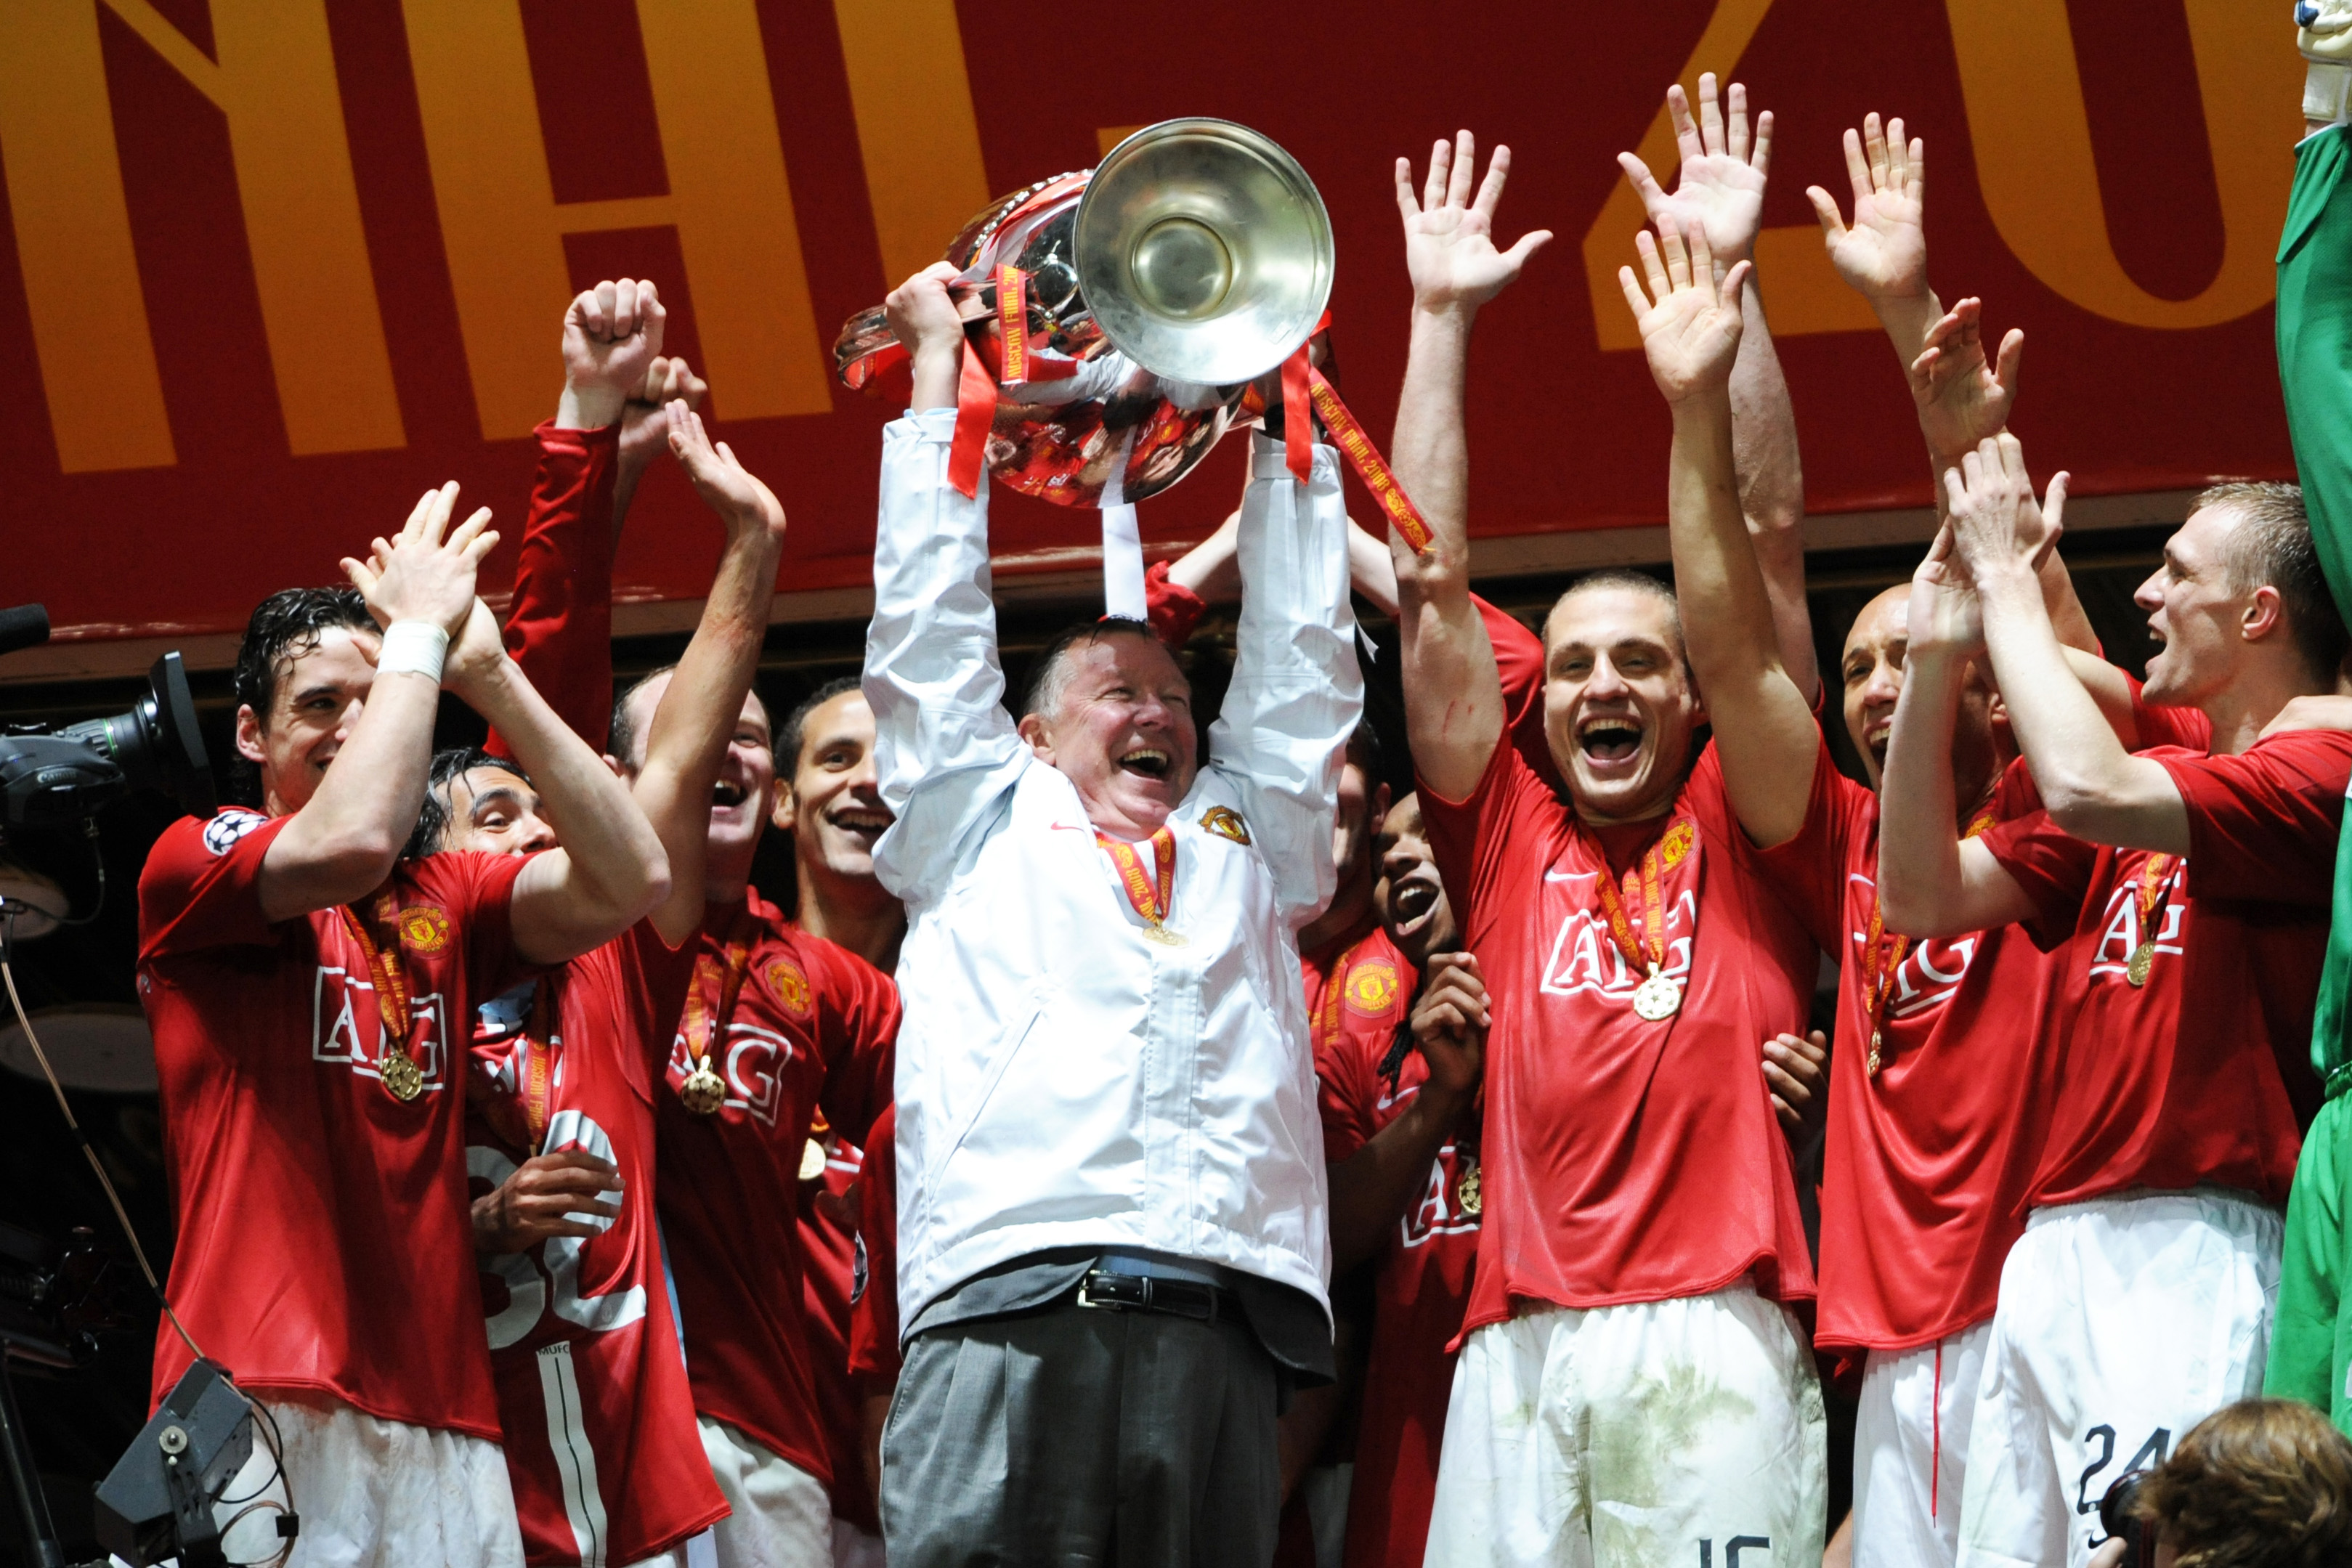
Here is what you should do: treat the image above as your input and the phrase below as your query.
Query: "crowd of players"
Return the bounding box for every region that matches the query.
[123,43,2352,1568]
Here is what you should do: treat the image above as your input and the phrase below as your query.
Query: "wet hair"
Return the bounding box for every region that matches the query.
[779,677,863,779]
[230,586,375,800]
[406,747,531,859]
[1543,569,1690,670]
[1018,617,1177,720]
[2200,482,2350,685]
[607,664,771,773]
[2133,1397,2352,1568]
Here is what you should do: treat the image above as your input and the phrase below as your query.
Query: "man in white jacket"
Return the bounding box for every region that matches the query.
[863,262,1361,1566]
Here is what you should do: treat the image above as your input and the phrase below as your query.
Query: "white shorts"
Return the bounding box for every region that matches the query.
[194,1392,522,1568]
[1852,1325,1990,1568]
[829,1518,886,1567]
[686,1417,832,1568]
[1956,1190,2282,1568]
[1422,1283,1827,1568]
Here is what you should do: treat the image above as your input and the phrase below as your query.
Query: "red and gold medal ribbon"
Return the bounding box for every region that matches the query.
[946,338,997,500]
[2135,852,2175,946]
[1096,827,1177,932]
[1576,822,1678,987]
[1306,366,1433,553]
[338,891,424,1084]
[681,908,758,1083]
[1281,345,1315,484]
[519,978,559,1155]
[997,264,1029,383]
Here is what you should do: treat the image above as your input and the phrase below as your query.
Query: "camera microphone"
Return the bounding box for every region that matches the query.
[0,604,49,659]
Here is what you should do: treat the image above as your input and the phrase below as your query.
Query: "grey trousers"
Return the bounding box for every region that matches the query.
[879,1298,1281,1567]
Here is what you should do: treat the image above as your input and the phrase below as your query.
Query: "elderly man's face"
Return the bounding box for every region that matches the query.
[1018,633,1199,840]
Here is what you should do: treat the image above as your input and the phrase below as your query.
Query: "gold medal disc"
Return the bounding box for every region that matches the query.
[1143,925,1189,947]
[1866,1028,1884,1078]
[2126,942,2155,988]
[1631,969,1683,1022]
[678,1065,727,1116]
[1455,1161,1483,1217]
[800,1138,827,1182]
[379,1051,426,1103]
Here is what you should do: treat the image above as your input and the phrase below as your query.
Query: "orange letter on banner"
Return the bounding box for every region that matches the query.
[0,0,402,471]
[1947,0,2300,328]
[832,0,995,286]
[401,0,830,439]
[1583,0,1876,351]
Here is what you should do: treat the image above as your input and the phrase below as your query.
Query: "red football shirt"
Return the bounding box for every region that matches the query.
[488,420,618,759]
[797,1129,880,1532]
[1311,926,1480,1568]
[136,810,529,1435]
[1753,744,2064,1352]
[654,892,899,1485]
[1982,731,2352,1207]
[1422,738,1818,1329]
[466,925,727,1566]
[849,1105,902,1386]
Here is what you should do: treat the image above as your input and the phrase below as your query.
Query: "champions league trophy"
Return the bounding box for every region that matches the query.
[835,118,1428,613]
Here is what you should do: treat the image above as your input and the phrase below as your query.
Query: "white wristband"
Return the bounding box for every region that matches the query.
[376,620,450,684]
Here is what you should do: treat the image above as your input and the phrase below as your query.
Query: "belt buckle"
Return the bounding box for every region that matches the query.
[1076,1270,1149,1312]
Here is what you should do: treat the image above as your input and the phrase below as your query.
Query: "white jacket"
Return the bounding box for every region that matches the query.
[866,409,1360,1330]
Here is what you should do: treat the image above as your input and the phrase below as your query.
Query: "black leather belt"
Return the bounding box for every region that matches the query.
[1074,1269,1244,1325]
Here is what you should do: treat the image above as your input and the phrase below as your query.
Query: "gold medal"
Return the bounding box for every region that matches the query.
[1866,1028,1883,1078]
[1455,1160,1483,1217]
[1143,925,1189,947]
[678,1065,726,1116]
[2126,941,2155,988]
[1631,965,1683,1023]
[379,1049,426,1103]
[800,1137,828,1182]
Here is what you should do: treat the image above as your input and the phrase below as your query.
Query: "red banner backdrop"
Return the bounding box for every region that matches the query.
[0,0,2303,659]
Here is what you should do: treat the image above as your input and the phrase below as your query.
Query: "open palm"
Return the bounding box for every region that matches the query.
[1907,523,1984,663]
[1396,131,1553,314]
[1620,221,1748,404]
[1618,74,1770,264]
[1808,116,1926,303]
[1910,299,2023,462]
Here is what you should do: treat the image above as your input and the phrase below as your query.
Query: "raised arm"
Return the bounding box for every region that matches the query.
[257,485,497,922]
[632,402,787,945]
[1947,436,2191,852]
[443,602,670,966]
[1809,114,1944,371]
[863,264,1029,906]
[1876,524,2040,937]
[1389,134,1552,800]
[1619,219,1817,848]
[1619,76,1815,701]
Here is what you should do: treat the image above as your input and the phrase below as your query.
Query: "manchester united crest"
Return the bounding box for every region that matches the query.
[1344,962,1400,1017]
[1200,805,1252,845]
[397,905,451,954]
[1659,819,1695,868]
[767,959,812,1017]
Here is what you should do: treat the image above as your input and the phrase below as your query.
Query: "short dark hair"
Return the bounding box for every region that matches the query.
[779,677,862,779]
[230,586,374,800]
[1544,569,1688,665]
[1345,721,1382,781]
[406,747,531,859]
[609,663,771,773]
[2135,1397,2352,1567]
[1018,617,1175,720]
[2202,482,2350,685]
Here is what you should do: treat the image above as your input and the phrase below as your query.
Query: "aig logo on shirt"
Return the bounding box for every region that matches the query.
[1401,1141,1482,1248]
[312,967,445,1089]
[2091,877,2186,982]
[667,1023,797,1127]
[1538,881,1698,1002]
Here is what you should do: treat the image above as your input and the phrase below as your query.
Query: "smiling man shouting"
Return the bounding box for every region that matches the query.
[862,259,1360,1567]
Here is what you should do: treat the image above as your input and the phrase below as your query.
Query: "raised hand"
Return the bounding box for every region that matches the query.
[1910,298,2024,463]
[442,594,509,696]
[1618,74,1771,267]
[1618,217,1751,404]
[1411,951,1489,1099]
[1942,434,2056,582]
[618,355,710,486]
[471,1149,623,1254]
[1906,520,1985,665]
[885,261,970,411]
[1395,131,1554,317]
[667,401,786,543]
[1807,115,1927,305]
[343,482,498,641]
[563,278,667,405]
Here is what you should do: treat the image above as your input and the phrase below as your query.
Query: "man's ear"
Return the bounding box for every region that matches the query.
[1015,712,1054,763]
[772,782,798,834]
[2243,584,2287,647]
[1372,780,1392,829]
[234,704,267,766]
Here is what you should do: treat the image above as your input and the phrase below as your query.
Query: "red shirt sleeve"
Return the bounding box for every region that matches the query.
[1315,1012,1385,1165]
[488,421,620,757]
[849,1102,901,1384]
[137,811,293,960]
[2158,732,2352,906]
[1143,560,1208,649]
[816,949,901,1150]
[414,850,535,999]
[611,919,702,1103]
[1750,734,1870,955]
[1419,731,1555,954]
[1980,808,2101,948]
